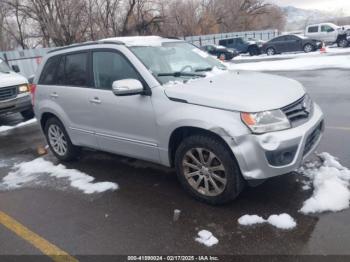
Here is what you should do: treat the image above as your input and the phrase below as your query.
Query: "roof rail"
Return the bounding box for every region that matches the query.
[48,40,125,54]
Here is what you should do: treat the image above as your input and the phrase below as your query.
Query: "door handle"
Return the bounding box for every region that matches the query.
[50,92,58,99]
[89,97,102,104]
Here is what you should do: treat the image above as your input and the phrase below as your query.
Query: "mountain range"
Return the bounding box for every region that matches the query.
[282,6,337,31]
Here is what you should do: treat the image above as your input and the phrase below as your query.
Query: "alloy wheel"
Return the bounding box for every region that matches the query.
[48,124,68,156]
[182,148,227,197]
[304,44,313,53]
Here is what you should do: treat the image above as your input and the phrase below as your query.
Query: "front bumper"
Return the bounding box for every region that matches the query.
[0,93,32,115]
[229,103,324,180]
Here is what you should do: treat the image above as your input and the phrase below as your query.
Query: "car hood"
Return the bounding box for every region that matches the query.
[0,71,28,88]
[164,71,306,112]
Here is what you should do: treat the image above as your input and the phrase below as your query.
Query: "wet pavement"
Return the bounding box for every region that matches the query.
[0,69,350,258]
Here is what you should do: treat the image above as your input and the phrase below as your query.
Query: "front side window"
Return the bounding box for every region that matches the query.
[92,51,140,90]
[321,25,334,32]
[130,42,227,85]
[65,53,88,86]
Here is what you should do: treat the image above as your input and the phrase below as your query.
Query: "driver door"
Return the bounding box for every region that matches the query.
[88,49,160,163]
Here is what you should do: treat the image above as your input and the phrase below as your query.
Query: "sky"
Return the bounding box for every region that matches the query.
[270,0,350,15]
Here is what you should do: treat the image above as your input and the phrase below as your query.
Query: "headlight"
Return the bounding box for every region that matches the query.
[18,84,29,93]
[241,110,291,134]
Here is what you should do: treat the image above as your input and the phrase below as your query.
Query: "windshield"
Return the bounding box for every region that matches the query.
[130,42,227,85]
[0,58,11,73]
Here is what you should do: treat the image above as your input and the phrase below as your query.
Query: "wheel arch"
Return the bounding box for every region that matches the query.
[168,126,236,168]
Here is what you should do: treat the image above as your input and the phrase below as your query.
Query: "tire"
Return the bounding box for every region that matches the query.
[174,134,245,205]
[20,109,35,120]
[303,43,314,53]
[338,39,349,48]
[218,53,226,61]
[44,117,80,161]
[248,46,259,56]
[266,47,276,56]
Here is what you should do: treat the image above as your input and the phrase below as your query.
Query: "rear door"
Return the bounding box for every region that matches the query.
[270,36,286,53]
[87,48,160,163]
[306,25,321,41]
[284,36,302,52]
[39,52,98,148]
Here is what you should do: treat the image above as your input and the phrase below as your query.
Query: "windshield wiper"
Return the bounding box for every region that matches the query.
[157,72,206,78]
[195,67,213,72]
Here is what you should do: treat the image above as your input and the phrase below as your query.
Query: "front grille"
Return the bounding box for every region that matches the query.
[303,121,323,156]
[282,96,312,127]
[0,86,17,101]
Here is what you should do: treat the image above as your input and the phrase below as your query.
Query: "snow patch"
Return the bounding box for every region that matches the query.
[238,215,266,226]
[299,152,350,214]
[267,214,297,230]
[0,119,37,133]
[1,158,118,194]
[229,55,350,71]
[195,230,219,247]
[238,213,297,230]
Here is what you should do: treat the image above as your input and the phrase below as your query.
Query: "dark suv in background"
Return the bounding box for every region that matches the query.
[200,45,238,60]
[219,37,262,56]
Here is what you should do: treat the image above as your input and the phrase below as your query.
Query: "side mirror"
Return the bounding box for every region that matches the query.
[112,79,144,96]
[12,65,20,73]
[28,75,35,84]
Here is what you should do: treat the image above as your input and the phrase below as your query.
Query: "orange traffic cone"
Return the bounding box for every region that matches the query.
[320,42,327,54]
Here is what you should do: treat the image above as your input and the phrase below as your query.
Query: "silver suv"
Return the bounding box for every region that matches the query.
[33,36,324,204]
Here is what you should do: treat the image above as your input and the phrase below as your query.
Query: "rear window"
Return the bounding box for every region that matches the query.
[39,56,60,85]
[308,26,319,33]
[39,52,88,86]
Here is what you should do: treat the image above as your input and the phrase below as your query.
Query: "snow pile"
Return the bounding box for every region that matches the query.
[238,215,266,226]
[267,214,297,230]
[299,152,350,214]
[238,213,297,230]
[0,119,37,133]
[195,230,219,247]
[229,55,350,71]
[1,158,118,194]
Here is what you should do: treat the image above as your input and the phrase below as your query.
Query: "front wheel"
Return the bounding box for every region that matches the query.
[304,43,314,53]
[44,117,80,161]
[175,135,245,205]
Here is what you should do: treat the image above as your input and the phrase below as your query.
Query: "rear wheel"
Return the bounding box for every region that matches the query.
[175,135,245,205]
[218,53,226,61]
[44,117,80,161]
[338,39,349,48]
[20,109,34,120]
[248,46,260,56]
[266,47,276,56]
[303,43,314,53]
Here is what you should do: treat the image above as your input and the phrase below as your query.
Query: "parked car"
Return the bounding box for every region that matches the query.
[218,37,262,56]
[0,57,34,119]
[200,45,238,60]
[305,23,350,48]
[262,34,322,55]
[33,36,324,205]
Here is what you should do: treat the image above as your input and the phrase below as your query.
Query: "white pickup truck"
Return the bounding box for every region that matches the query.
[305,23,350,47]
[0,57,34,119]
